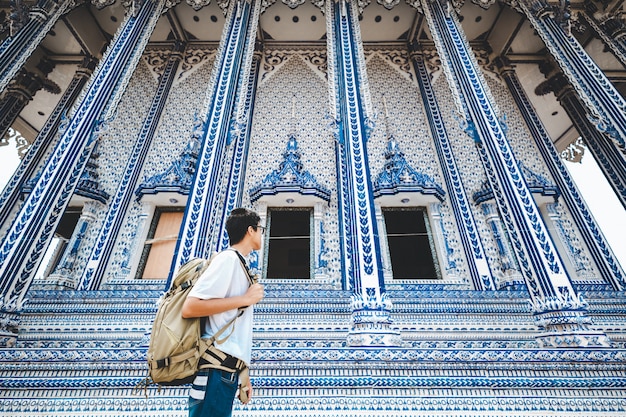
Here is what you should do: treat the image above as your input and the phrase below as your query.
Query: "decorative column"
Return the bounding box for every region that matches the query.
[535,60,626,211]
[410,46,496,291]
[327,0,400,347]
[0,60,60,140]
[0,56,97,229]
[422,0,609,347]
[77,41,186,290]
[0,0,164,340]
[214,49,262,252]
[495,56,625,290]
[518,0,626,151]
[171,0,261,277]
[581,2,626,69]
[0,0,72,93]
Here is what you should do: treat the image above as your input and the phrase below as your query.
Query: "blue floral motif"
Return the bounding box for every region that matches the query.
[372,135,445,200]
[249,134,331,202]
[135,118,204,198]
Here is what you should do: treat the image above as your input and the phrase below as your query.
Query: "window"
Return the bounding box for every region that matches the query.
[137,207,184,279]
[383,208,439,279]
[36,207,82,279]
[265,208,311,279]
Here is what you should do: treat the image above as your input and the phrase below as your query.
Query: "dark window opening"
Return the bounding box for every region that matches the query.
[56,209,81,240]
[266,209,311,279]
[44,208,82,276]
[383,208,439,279]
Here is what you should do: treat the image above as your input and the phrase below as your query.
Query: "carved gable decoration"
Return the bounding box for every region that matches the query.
[250,134,331,204]
[373,136,445,203]
[473,162,560,204]
[135,118,205,200]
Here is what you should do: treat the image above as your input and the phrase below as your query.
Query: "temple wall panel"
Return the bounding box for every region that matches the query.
[364,51,444,188]
[481,73,552,181]
[364,49,470,284]
[97,60,159,196]
[137,48,217,181]
[244,50,342,286]
[428,71,503,283]
[106,49,217,281]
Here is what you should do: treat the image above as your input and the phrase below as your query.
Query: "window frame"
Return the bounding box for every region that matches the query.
[380,206,441,281]
[262,207,313,280]
[135,206,184,280]
[37,207,83,281]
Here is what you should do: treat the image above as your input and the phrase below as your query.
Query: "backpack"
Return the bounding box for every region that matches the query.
[144,257,212,387]
[137,250,256,394]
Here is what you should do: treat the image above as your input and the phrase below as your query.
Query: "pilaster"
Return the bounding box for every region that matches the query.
[214,49,263,253]
[495,56,626,290]
[544,202,599,284]
[423,0,609,347]
[481,202,525,289]
[77,41,185,290]
[171,0,261,279]
[327,0,400,347]
[0,0,165,341]
[410,46,496,291]
[518,0,626,150]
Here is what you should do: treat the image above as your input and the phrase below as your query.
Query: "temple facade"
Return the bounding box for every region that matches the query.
[0,0,625,415]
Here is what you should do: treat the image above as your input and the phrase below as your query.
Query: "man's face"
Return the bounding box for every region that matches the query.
[251,224,265,251]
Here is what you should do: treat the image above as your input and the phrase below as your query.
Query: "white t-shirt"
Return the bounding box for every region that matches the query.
[187,249,254,366]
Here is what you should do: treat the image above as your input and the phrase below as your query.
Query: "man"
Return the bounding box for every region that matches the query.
[181,208,265,417]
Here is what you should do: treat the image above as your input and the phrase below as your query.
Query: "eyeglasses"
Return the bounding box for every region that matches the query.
[253,225,266,233]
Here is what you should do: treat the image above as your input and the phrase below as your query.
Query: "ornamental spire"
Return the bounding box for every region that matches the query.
[373,95,445,201]
[250,96,330,203]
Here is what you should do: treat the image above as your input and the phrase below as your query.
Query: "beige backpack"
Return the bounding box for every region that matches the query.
[145,257,212,387]
[138,251,255,393]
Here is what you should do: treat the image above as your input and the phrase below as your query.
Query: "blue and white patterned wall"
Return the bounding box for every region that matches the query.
[4,18,624,416]
[107,48,217,282]
[364,48,470,286]
[244,50,342,288]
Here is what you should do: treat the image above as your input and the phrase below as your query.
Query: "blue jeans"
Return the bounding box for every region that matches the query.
[188,368,238,417]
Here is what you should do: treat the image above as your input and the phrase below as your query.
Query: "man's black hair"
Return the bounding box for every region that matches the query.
[226,208,261,244]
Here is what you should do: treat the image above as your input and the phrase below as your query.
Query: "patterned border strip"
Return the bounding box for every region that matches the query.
[1,347,626,364]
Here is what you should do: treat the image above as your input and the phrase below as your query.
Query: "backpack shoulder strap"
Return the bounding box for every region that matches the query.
[229,248,257,286]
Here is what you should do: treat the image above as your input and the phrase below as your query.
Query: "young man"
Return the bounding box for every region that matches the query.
[181,208,265,417]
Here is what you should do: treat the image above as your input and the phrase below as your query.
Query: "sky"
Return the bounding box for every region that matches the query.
[565,152,626,266]
[0,135,20,192]
[0,134,625,272]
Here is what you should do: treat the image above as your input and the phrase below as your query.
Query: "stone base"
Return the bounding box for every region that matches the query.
[348,308,402,347]
[346,328,402,347]
[534,309,612,348]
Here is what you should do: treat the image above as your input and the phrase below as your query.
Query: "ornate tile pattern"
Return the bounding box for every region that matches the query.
[1,4,625,415]
[244,51,342,288]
